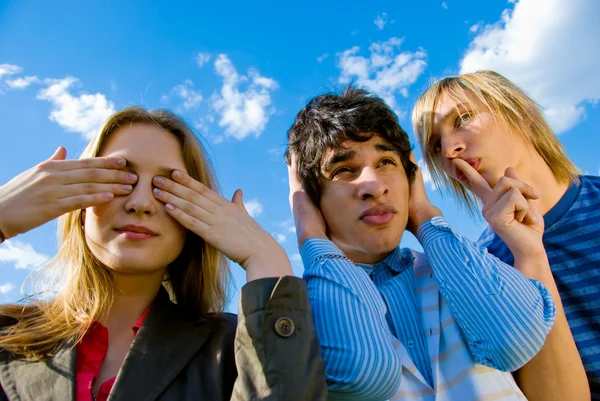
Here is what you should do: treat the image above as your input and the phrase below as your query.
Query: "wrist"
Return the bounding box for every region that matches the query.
[242,248,293,282]
[409,206,442,234]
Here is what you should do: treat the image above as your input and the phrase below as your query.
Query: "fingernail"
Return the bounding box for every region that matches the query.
[166,203,175,211]
[154,176,164,184]
[173,171,182,179]
[534,189,541,197]
[122,185,132,191]
[103,192,114,199]
[116,158,126,167]
[153,188,162,195]
[127,173,137,182]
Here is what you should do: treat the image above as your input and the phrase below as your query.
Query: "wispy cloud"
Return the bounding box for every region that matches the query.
[0,240,50,270]
[417,158,436,190]
[196,52,211,68]
[36,77,116,140]
[164,79,203,110]
[244,198,264,218]
[317,53,329,63]
[6,75,40,89]
[374,12,388,30]
[0,64,21,80]
[0,283,15,295]
[442,2,448,10]
[460,0,600,134]
[337,37,428,115]
[211,54,278,140]
[469,21,483,33]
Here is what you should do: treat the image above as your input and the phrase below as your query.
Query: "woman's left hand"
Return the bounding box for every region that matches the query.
[152,170,292,280]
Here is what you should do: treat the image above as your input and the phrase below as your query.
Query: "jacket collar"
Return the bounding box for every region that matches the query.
[0,287,214,401]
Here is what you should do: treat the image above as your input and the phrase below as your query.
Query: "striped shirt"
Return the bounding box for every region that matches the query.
[302,217,556,401]
[480,175,600,398]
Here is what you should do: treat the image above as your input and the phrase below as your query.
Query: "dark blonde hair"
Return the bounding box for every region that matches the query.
[0,107,230,358]
[412,70,580,212]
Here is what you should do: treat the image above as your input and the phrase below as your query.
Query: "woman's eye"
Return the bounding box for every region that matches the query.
[457,112,472,126]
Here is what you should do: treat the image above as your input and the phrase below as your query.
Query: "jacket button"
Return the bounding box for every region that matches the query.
[274,317,295,337]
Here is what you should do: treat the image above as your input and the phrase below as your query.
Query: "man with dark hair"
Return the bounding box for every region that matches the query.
[286,87,558,400]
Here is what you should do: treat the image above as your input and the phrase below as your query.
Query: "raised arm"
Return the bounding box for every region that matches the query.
[0,147,136,241]
[287,160,401,401]
[407,158,556,372]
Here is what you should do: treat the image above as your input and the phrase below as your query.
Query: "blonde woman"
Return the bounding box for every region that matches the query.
[0,107,326,401]
[412,70,592,400]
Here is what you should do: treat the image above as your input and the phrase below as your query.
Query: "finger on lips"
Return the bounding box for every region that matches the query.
[452,158,491,197]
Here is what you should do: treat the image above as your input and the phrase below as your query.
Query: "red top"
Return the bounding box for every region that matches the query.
[75,310,149,401]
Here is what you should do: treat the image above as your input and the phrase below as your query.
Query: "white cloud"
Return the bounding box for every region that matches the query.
[0,283,15,294]
[244,198,264,218]
[274,233,287,244]
[290,253,302,262]
[460,0,600,134]
[0,240,50,270]
[278,218,297,234]
[6,75,40,89]
[196,52,211,68]
[166,80,203,110]
[317,53,329,63]
[36,77,116,140]
[337,37,428,115]
[374,12,388,30]
[442,2,448,9]
[211,54,278,140]
[469,21,483,33]
[417,158,436,190]
[0,64,22,80]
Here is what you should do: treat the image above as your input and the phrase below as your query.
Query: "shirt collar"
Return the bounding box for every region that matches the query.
[356,246,415,276]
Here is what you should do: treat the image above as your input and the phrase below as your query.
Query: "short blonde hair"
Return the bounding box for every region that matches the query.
[0,107,230,358]
[412,70,580,213]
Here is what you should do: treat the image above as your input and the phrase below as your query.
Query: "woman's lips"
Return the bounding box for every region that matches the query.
[455,158,481,182]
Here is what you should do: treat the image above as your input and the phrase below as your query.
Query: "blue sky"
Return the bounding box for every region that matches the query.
[1,0,599,312]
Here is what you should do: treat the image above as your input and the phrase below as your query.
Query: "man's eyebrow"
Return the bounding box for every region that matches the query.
[374,143,398,153]
[122,159,177,178]
[322,150,356,172]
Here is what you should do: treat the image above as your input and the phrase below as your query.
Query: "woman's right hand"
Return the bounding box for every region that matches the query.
[0,147,137,240]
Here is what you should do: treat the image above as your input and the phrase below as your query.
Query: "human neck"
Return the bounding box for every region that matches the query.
[100,270,164,333]
[512,149,570,216]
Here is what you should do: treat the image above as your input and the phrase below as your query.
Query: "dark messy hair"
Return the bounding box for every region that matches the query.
[285,86,417,205]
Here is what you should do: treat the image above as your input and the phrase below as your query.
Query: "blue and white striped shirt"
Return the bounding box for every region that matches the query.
[302,217,556,400]
[480,175,600,399]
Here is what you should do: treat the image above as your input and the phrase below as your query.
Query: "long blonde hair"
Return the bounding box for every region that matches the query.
[0,107,230,358]
[412,70,580,213]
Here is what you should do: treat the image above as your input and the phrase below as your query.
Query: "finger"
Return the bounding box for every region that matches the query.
[153,187,213,222]
[523,199,542,227]
[485,176,541,209]
[486,188,532,225]
[51,156,128,171]
[231,189,248,212]
[61,168,138,185]
[452,158,492,200]
[164,203,211,236]
[169,170,225,205]
[59,183,133,198]
[49,146,67,161]
[153,175,219,214]
[503,167,540,199]
[58,192,115,211]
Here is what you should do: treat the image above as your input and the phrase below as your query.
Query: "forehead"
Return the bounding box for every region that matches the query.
[431,90,486,128]
[322,136,395,159]
[101,123,187,170]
